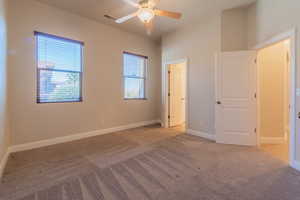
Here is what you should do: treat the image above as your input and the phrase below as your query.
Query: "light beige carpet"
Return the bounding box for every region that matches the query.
[1,125,300,200]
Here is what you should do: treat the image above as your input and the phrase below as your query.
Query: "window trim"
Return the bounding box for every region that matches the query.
[34,31,84,45]
[35,31,84,104]
[123,51,148,100]
[123,51,148,59]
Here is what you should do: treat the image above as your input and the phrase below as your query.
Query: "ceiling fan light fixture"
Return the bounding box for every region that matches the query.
[137,8,155,23]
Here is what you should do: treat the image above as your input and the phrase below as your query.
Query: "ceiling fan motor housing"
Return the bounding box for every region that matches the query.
[137,8,155,23]
[139,0,153,8]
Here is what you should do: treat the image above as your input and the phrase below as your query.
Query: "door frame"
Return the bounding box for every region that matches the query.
[253,28,297,167]
[162,58,189,128]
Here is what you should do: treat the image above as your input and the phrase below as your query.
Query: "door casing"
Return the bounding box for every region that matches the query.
[253,29,297,168]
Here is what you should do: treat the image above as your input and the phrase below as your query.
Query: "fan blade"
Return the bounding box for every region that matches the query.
[115,12,138,23]
[122,0,139,7]
[144,20,154,35]
[154,9,182,19]
[104,15,116,20]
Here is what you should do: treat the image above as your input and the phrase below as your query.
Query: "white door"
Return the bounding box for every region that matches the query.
[215,51,257,146]
[169,64,185,127]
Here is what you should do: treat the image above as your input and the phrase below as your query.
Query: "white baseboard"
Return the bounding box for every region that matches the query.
[260,137,286,144]
[187,129,216,141]
[10,119,161,153]
[0,119,160,179]
[0,150,10,179]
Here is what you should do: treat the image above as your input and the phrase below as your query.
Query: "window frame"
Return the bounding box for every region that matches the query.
[123,51,148,100]
[35,31,84,104]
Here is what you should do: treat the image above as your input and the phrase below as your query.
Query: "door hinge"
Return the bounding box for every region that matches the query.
[255,58,257,64]
[254,93,257,99]
[168,93,170,97]
[168,115,170,119]
[168,70,171,74]
[254,128,257,133]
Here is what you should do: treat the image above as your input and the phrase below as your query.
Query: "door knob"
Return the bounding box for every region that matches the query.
[216,101,222,105]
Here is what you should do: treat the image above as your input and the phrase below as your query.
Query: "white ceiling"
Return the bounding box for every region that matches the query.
[36,0,256,41]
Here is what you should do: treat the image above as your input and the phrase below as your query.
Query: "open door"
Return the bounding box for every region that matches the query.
[215,51,257,146]
[169,64,186,127]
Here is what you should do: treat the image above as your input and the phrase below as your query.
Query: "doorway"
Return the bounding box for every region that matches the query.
[254,29,297,168]
[257,40,291,163]
[163,59,188,130]
[168,63,186,128]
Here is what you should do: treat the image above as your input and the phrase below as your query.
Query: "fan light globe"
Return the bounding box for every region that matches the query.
[137,8,155,23]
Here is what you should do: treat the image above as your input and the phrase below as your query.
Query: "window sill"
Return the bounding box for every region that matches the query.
[37,100,83,104]
[124,98,148,101]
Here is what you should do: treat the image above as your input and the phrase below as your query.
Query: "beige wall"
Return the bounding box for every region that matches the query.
[0,0,9,161]
[247,0,300,162]
[258,41,287,138]
[7,0,161,145]
[162,16,221,135]
[221,7,248,51]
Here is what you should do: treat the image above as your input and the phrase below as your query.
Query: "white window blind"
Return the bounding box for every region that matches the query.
[35,32,83,103]
[123,52,147,99]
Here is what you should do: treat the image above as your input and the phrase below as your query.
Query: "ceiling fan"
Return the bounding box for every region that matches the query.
[105,0,182,35]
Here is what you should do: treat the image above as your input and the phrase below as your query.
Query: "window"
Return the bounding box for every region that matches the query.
[123,52,147,99]
[35,32,83,103]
